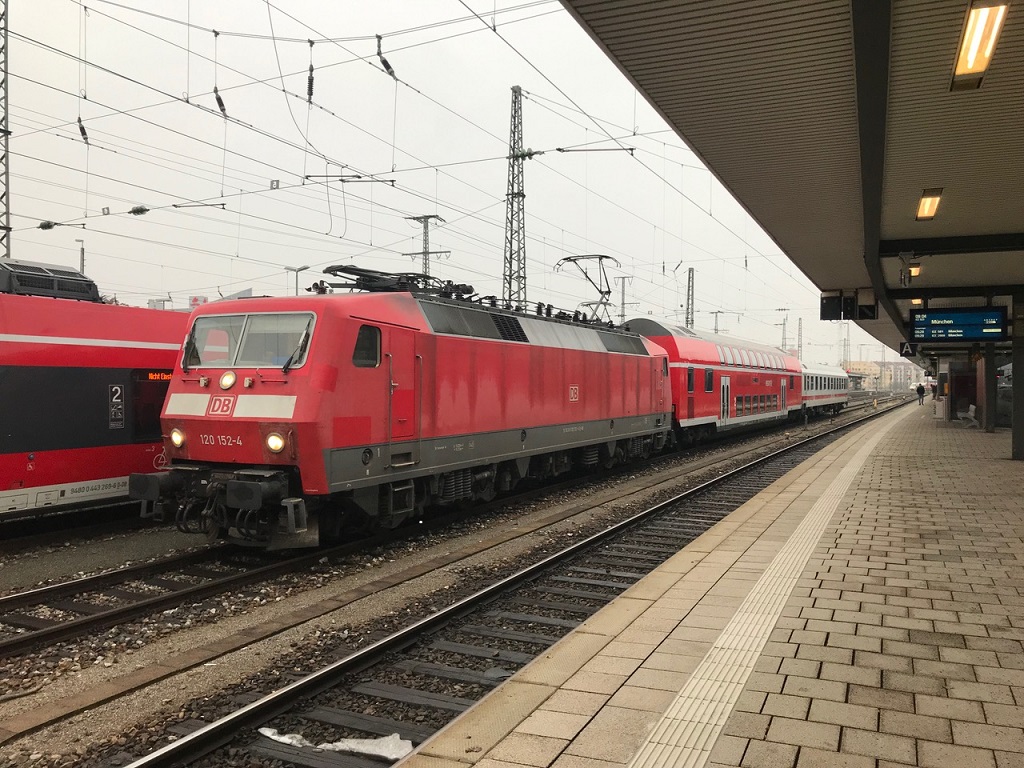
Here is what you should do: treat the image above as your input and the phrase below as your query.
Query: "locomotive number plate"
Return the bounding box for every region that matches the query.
[200,434,243,447]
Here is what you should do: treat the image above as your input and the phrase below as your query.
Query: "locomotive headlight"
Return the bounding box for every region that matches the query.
[170,428,185,448]
[266,432,286,453]
[219,371,237,390]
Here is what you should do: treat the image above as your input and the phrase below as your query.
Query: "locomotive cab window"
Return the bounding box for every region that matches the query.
[237,313,315,368]
[184,312,315,369]
[352,325,381,368]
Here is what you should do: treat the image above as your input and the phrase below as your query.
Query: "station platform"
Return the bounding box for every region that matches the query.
[397,403,1024,768]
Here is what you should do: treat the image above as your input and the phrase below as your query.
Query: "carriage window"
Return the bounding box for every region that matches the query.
[744,395,752,411]
[716,345,725,364]
[790,375,795,388]
[352,325,381,368]
[687,366,695,393]
[705,368,714,392]
[736,395,743,416]
[663,358,669,376]
[723,346,734,365]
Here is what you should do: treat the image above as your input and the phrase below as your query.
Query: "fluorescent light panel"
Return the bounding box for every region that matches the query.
[917,188,943,220]
[952,2,1008,89]
[911,298,924,306]
[908,263,922,277]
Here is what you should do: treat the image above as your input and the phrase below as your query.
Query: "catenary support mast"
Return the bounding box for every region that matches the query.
[502,85,526,308]
[0,0,10,259]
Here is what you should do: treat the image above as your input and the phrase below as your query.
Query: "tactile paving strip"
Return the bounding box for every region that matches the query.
[629,413,905,768]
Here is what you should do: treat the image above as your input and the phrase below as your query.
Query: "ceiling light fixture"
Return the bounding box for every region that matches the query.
[952,1,1008,90]
[911,298,924,306]
[917,189,943,220]
[908,263,922,277]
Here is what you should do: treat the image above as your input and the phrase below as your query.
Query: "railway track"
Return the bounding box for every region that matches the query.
[1,398,906,656]
[0,397,910,763]
[0,397,904,661]
[113,406,890,768]
[0,548,288,659]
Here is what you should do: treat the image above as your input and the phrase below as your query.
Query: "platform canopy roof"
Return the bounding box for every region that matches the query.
[559,0,1023,358]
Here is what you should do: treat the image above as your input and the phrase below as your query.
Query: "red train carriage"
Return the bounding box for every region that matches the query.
[625,318,804,445]
[131,269,672,549]
[0,259,188,520]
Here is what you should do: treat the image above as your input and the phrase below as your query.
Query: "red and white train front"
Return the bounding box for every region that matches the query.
[130,295,334,546]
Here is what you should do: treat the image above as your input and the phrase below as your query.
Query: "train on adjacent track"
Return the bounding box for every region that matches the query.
[130,266,849,549]
[0,259,188,521]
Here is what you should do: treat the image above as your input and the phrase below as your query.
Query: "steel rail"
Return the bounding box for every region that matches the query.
[122,402,905,767]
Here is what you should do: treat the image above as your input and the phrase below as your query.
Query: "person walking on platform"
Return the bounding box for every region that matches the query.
[916,383,926,405]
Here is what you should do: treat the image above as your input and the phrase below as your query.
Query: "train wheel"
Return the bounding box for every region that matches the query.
[203,503,228,543]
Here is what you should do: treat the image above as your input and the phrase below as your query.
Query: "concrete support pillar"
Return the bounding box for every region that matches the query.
[985,343,997,433]
[1013,292,1024,459]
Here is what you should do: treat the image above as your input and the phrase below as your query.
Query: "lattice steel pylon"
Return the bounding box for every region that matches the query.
[685,267,695,328]
[502,85,526,309]
[0,0,10,259]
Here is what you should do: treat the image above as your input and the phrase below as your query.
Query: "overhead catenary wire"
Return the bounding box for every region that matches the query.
[11,3,818,337]
[10,31,658,277]
[87,0,558,45]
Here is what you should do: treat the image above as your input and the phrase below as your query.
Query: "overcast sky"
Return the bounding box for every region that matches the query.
[11,0,895,364]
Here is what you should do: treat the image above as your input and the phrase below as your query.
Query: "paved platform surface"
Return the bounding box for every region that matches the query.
[396,404,1024,768]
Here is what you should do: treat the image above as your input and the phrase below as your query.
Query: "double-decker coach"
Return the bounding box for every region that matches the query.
[800,361,849,415]
[624,318,804,445]
[0,259,187,519]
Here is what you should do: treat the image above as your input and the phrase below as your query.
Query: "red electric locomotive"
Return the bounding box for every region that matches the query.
[130,267,673,548]
[0,259,188,520]
[625,318,806,444]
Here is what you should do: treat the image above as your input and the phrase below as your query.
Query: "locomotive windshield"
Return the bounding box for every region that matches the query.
[182,312,315,369]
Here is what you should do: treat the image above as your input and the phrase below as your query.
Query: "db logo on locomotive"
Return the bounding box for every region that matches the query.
[207,395,236,416]
[568,385,579,402]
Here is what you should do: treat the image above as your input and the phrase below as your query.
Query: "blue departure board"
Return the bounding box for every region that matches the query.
[910,308,1007,342]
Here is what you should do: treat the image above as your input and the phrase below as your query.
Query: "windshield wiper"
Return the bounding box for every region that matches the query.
[181,325,198,373]
[282,318,313,373]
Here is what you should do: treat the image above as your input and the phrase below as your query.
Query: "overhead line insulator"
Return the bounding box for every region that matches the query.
[213,86,227,117]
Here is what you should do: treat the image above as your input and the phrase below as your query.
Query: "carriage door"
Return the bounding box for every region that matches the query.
[386,328,419,466]
[720,376,731,426]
